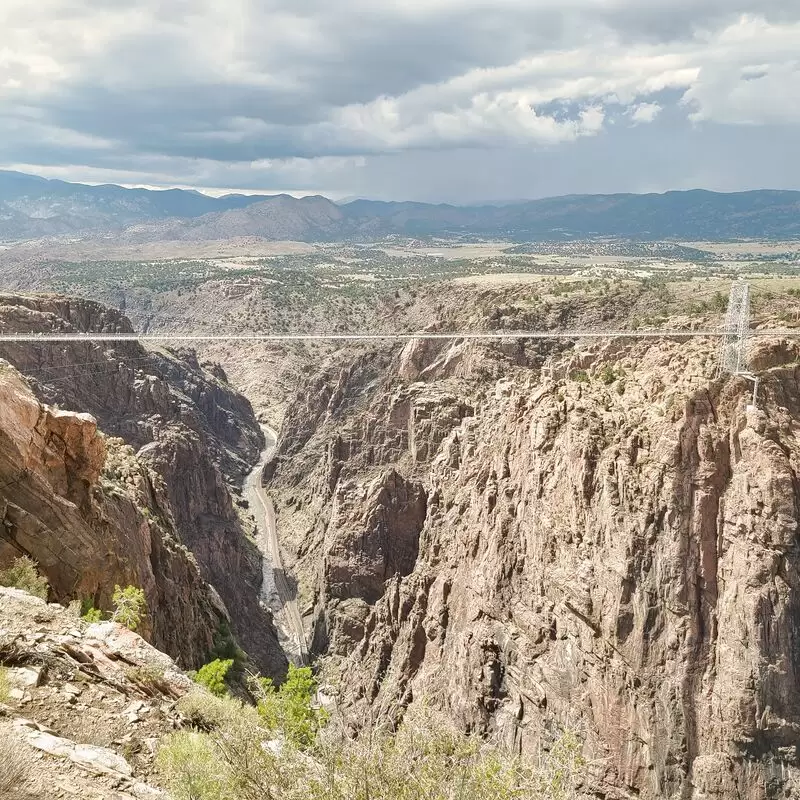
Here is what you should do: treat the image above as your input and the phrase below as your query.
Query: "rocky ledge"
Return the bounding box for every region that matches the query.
[0,587,194,799]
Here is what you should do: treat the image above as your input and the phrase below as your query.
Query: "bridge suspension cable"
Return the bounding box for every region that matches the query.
[0,328,797,343]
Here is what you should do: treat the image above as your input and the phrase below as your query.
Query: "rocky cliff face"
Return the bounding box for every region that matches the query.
[267,326,800,798]
[0,294,261,481]
[0,294,286,677]
[0,364,222,667]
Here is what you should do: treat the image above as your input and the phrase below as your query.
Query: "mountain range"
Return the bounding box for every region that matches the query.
[1,170,798,242]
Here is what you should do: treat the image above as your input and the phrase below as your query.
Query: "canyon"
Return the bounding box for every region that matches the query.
[257,286,800,799]
[269,328,800,798]
[2,272,800,798]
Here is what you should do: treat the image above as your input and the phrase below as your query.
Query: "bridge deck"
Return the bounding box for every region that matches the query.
[0,329,797,342]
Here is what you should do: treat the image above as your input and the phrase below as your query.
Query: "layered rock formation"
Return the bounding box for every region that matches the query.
[0,364,221,666]
[267,327,800,798]
[0,294,286,677]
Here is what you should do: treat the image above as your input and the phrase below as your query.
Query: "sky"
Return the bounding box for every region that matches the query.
[1,0,799,203]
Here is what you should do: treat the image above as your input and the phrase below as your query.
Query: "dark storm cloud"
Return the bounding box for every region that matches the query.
[0,0,799,197]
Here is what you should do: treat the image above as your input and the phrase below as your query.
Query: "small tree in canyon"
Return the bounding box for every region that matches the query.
[111,584,147,631]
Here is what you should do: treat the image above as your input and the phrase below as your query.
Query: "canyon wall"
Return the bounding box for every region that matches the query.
[0,294,286,677]
[267,333,800,799]
[0,363,222,666]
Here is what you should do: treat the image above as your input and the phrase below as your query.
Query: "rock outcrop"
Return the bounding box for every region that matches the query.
[267,329,800,799]
[0,363,224,667]
[312,469,427,655]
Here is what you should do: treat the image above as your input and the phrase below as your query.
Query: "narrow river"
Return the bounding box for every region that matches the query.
[244,425,308,665]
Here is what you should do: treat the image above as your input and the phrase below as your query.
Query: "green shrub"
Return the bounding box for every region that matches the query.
[569,370,589,384]
[251,664,328,750]
[711,291,728,311]
[162,691,288,800]
[599,364,617,385]
[82,607,104,623]
[599,364,625,386]
[195,659,234,698]
[208,619,246,671]
[0,556,49,600]
[687,301,709,315]
[112,584,147,632]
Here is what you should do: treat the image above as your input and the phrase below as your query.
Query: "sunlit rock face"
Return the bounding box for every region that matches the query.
[268,328,800,799]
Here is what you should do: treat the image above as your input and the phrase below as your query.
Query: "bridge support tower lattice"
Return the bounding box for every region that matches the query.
[717,281,759,406]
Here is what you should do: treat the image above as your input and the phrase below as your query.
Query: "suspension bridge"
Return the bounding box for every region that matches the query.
[0,282,776,385]
[0,329,775,342]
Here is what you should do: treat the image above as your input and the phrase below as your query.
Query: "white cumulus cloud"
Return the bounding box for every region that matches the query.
[0,0,798,198]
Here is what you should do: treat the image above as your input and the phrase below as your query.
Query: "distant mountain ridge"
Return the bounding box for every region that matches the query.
[0,170,271,239]
[0,170,798,242]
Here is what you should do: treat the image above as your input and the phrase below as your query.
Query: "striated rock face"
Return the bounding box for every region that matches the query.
[0,294,286,677]
[268,333,800,799]
[0,365,222,667]
[324,469,427,606]
[312,469,427,655]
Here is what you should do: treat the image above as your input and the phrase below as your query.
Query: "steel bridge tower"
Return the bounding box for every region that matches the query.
[717,281,759,405]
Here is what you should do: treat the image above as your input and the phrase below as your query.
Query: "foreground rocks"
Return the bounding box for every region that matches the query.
[0,587,193,799]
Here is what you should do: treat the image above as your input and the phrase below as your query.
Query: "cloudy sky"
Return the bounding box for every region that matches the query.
[1,0,799,202]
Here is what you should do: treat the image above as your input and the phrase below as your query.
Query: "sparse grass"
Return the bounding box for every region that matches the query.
[126,663,171,696]
[0,556,49,600]
[157,731,228,800]
[0,667,9,703]
[158,697,585,800]
[176,689,250,732]
[0,730,33,799]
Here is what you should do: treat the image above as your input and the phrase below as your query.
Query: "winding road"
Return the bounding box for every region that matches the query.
[245,426,308,665]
